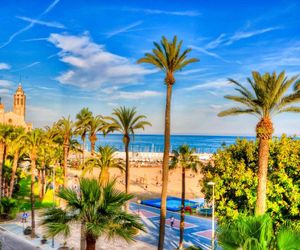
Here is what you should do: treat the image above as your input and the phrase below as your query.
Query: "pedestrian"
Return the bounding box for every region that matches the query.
[170,216,175,228]
[21,210,28,223]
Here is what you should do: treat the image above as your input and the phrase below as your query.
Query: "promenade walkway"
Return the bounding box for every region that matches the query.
[130,203,216,250]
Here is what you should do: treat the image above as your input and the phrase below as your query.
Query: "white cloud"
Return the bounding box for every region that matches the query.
[16,16,65,29]
[106,21,143,38]
[48,33,156,88]
[0,0,60,49]
[177,68,207,76]
[11,61,40,72]
[205,26,280,49]
[110,90,163,100]
[0,80,13,87]
[123,8,200,17]
[190,45,230,63]
[0,89,10,94]
[184,78,230,91]
[0,63,11,70]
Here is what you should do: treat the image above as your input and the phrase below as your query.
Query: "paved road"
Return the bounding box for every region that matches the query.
[0,228,37,250]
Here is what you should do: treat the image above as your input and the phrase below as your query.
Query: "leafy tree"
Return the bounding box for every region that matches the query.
[138,36,198,249]
[42,178,145,250]
[170,144,199,249]
[106,106,151,195]
[218,71,300,215]
[201,136,300,229]
[83,145,124,185]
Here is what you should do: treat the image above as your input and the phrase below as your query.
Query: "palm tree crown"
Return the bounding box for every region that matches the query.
[170,144,199,171]
[83,145,124,184]
[218,71,300,138]
[42,178,145,250]
[137,36,199,85]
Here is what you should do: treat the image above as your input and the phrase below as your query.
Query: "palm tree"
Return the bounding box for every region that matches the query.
[55,116,75,187]
[20,128,45,238]
[0,124,14,198]
[83,145,124,185]
[8,131,26,197]
[87,115,105,156]
[75,108,93,163]
[42,178,145,250]
[218,71,300,215]
[137,36,199,249]
[170,144,199,249]
[106,106,151,195]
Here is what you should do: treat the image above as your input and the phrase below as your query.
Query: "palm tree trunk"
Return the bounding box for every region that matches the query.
[0,143,6,199]
[63,144,69,187]
[82,137,86,165]
[125,140,130,194]
[90,135,97,156]
[38,169,42,199]
[41,168,45,200]
[255,137,270,215]
[9,149,19,198]
[86,234,96,250]
[158,83,172,250]
[179,166,186,249]
[30,154,36,238]
[80,222,86,250]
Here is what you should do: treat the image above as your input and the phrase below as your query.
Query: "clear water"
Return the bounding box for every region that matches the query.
[87,134,255,153]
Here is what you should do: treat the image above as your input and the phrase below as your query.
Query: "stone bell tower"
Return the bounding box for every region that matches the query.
[13,83,26,119]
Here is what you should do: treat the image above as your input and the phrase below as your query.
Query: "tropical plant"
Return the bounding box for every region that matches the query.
[87,115,105,156]
[55,116,75,187]
[20,128,45,238]
[218,214,273,249]
[42,178,145,250]
[200,136,300,230]
[217,214,300,250]
[83,145,124,185]
[218,71,300,215]
[8,131,26,197]
[137,36,199,249]
[0,197,18,219]
[170,145,199,249]
[75,108,93,163]
[0,124,15,199]
[106,107,151,195]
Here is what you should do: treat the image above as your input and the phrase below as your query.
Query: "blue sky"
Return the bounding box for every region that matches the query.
[1,0,300,135]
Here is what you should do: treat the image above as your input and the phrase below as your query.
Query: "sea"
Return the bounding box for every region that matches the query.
[90,134,256,153]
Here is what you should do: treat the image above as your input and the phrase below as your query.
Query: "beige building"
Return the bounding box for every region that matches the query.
[0,84,32,131]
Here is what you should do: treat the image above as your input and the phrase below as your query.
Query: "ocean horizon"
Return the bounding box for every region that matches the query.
[89,134,257,153]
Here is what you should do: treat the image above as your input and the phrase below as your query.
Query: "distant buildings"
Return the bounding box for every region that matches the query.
[0,83,32,131]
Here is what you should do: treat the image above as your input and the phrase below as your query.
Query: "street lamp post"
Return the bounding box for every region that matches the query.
[137,200,141,214]
[207,181,215,250]
[52,165,56,248]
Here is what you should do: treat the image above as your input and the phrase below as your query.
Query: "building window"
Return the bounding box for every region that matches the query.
[8,119,12,124]
[17,98,19,105]
[21,99,23,105]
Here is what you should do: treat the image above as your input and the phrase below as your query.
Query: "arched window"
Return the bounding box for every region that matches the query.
[17,98,19,105]
[8,118,12,124]
[21,98,23,105]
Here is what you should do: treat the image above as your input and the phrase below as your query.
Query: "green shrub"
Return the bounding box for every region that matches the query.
[201,135,300,229]
[0,197,18,220]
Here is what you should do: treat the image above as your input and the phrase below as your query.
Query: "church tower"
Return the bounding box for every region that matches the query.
[13,83,26,118]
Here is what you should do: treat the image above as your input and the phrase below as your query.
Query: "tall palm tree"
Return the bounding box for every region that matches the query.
[8,130,26,198]
[170,144,199,249]
[83,145,124,185]
[106,106,151,195]
[218,71,300,215]
[55,116,75,187]
[0,125,14,198]
[87,115,105,156]
[20,128,45,238]
[75,108,93,163]
[137,36,199,249]
[42,178,145,250]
